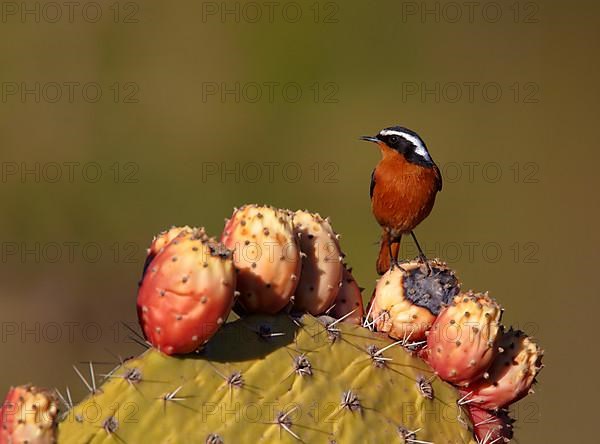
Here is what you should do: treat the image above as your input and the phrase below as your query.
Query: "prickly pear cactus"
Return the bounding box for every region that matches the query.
[57,314,476,443]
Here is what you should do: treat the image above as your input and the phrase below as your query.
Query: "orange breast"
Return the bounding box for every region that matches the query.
[371,148,439,234]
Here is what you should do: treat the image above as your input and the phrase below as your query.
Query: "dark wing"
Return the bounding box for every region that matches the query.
[433,164,442,191]
[370,169,376,199]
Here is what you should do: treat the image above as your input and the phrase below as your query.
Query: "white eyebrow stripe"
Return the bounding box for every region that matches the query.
[379,129,431,161]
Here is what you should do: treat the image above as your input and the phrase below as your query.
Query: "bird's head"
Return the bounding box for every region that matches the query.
[361,126,434,166]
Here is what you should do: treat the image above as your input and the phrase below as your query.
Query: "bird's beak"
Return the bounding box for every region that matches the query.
[360,135,380,143]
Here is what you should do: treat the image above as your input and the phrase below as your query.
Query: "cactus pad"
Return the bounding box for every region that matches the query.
[57,314,476,443]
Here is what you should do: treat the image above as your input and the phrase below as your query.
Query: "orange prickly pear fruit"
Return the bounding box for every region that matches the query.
[137,228,235,355]
[467,406,513,443]
[460,328,543,410]
[292,210,344,315]
[425,291,503,386]
[221,205,301,315]
[328,265,364,324]
[368,260,459,342]
[0,385,58,444]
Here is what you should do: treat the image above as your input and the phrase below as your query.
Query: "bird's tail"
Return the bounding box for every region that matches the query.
[376,231,400,275]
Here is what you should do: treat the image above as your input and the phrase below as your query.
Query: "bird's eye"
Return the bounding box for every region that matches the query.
[389,135,399,144]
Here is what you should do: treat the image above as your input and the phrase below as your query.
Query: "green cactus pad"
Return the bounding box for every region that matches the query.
[57,314,476,443]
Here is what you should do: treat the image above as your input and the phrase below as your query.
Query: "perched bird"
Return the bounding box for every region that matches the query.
[361,126,442,275]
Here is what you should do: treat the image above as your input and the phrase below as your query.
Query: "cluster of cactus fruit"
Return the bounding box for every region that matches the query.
[367,263,543,443]
[0,204,543,444]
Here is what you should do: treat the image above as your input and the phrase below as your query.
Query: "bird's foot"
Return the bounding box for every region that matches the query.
[416,254,432,275]
[389,259,406,273]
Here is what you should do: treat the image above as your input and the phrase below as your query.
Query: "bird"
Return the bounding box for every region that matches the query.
[360,126,442,275]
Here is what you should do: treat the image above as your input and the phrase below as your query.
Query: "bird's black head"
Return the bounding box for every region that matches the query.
[361,126,434,167]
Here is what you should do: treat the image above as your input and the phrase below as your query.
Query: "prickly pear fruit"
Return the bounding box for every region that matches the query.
[143,226,193,274]
[221,205,301,314]
[0,385,58,444]
[292,210,344,315]
[461,328,543,410]
[368,260,459,342]
[57,314,477,444]
[137,228,235,355]
[467,406,513,443]
[425,291,502,386]
[328,266,364,324]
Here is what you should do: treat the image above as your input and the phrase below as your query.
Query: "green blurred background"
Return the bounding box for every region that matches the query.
[0,0,597,441]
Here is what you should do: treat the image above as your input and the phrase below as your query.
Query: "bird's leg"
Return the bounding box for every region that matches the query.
[388,234,402,271]
[387,237,396,268]
[410,231,431,274]
[410,231,427,261]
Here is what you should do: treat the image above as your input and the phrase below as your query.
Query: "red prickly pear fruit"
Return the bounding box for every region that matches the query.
[221,205,301,315]
[425,291,503,386]
[369,260,459,342]
[460,328,544,410]
[143,226,193,275]
[0,385,58,444]
[137,228,235,355]
[292,210,344,315]
[467,406,514,443]
[328,266,364,324]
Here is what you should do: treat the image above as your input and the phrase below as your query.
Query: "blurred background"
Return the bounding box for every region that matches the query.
[0,0,597,441]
